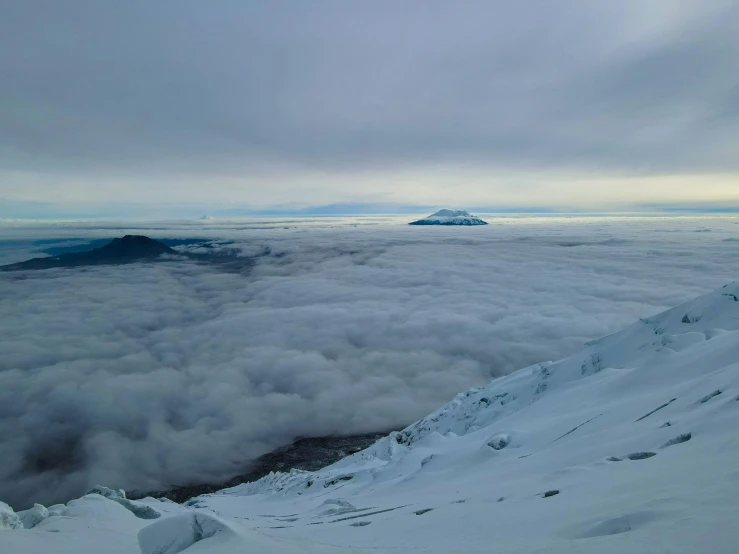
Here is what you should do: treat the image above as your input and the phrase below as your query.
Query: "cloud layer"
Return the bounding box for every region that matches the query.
[2,215,739,508]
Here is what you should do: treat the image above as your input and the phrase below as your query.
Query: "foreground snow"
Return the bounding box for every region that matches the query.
[409,209,488,225]
[3,283,739,553]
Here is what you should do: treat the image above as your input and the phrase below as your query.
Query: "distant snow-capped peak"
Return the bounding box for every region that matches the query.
[430,209,472,218]
[409,209,488,226]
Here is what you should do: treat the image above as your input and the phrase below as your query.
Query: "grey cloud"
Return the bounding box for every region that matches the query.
[1,1,738,179]
[2,217,739,508]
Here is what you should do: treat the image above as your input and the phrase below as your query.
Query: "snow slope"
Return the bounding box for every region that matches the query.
[3,283,739,553]
[409,209,488,225]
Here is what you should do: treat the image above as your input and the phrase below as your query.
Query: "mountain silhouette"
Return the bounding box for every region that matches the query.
[1,235,176,271]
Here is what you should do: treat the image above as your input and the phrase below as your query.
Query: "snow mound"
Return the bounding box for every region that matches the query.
[138,512,239,554]
[486,433,511,450]
[0,501,22,530]
[409,209,488,226]
[86,485,161,519]
[46,504,67,517]
[17,504,48,529]
[203,281,739,515]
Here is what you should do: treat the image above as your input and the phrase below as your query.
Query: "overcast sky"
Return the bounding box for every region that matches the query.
[1,1,738,216]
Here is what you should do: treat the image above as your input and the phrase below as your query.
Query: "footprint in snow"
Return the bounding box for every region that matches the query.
[697,390,722,404]
[660,433,692,448]
[415,508,434,515]
[578,515,632,538]
[626,452,656,460]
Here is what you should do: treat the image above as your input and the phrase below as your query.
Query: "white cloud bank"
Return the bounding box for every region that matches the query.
[2,215,739,508]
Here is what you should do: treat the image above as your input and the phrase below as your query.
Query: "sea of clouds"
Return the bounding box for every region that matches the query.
[2,214,739,508]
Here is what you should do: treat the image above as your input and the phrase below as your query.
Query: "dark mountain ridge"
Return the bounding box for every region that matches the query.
[0,235,177,271]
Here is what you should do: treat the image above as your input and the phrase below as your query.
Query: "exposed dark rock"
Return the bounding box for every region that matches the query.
[681,313,700,324]
[130,433,387,504]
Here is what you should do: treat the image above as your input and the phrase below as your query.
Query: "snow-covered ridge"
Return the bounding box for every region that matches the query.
[3,282,739,553]
[409,209,488,225]
[214,282,739,499]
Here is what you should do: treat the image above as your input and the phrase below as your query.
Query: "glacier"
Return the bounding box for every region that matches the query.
[2,282,739,553]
